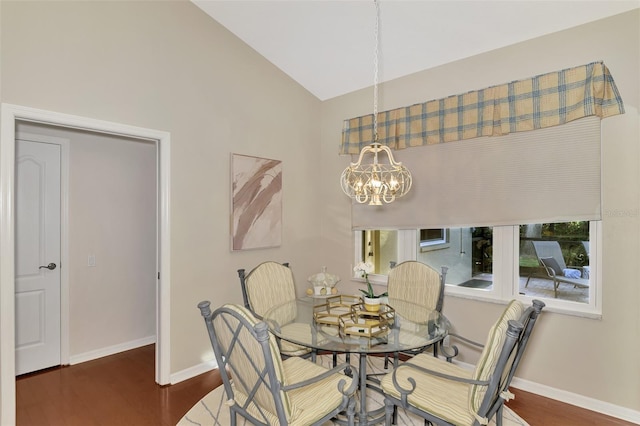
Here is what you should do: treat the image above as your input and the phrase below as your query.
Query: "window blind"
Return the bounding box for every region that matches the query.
[351,116,601,229]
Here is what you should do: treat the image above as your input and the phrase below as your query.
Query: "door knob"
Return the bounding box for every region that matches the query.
[39,263,57,270]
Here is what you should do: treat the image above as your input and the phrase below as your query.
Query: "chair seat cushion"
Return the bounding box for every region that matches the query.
[283,357,354,425]
[279,323,313,356]
[279,340,312,356]
[231,356,352,425]
[381,354,476,425]
[563,268,582,279]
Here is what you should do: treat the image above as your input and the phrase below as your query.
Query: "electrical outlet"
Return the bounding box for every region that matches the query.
[88,254,96,267]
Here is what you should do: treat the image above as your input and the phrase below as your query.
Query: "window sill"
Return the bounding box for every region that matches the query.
[445,288,602,320]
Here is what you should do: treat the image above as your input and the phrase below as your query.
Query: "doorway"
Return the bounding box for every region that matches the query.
[16,124,158,374]
[0,104,171,425]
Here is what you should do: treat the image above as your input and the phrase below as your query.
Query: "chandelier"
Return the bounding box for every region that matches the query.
[340,0,412,206]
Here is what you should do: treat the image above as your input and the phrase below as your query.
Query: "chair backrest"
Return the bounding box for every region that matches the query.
[539,257,563,276]
[238,261,295,317]
[387,261,447,312]
[531,241,567,269]
[469,299,545,422]
[198,302,293,424]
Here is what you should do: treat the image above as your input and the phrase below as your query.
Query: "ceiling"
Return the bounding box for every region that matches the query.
[192,0,639,101]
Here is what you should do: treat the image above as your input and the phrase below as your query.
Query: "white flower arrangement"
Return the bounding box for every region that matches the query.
[353,261,387,298]
[353,261,374,277]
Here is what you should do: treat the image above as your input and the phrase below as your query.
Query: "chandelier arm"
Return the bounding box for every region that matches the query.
[375,144,404,167]
[349,144,373,167]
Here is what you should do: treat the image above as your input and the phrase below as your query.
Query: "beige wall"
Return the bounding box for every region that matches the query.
[1,0,323,374]
[322,10,639,413]
[1,0,639,418]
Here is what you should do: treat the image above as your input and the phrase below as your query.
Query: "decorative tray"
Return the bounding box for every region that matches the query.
[313,295,395,338]
[313,295,361,326]
[339,303,395,337]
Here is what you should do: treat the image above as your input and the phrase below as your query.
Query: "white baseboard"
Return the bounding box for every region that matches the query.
[510,377,640,424]
[170,359,218,385]
[69,335,156,365]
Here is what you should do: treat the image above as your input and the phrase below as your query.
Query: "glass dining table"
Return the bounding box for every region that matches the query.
[263,295,450,425]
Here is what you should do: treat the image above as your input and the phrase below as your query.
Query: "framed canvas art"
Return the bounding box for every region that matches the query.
[231,153,282,251]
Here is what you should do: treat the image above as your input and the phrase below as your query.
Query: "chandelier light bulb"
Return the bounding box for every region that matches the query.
[340,143,412,205]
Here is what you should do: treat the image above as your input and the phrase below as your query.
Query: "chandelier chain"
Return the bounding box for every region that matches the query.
[373,0,379,141]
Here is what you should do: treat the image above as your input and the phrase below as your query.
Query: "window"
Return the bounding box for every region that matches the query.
[354,221,601,316]
[419,228,450,251]
[357,230,398,276]
[518,222,590,304]
[417,227,493,290]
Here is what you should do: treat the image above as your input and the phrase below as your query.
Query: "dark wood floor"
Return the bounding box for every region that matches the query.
[16,344,220,426]
[16,344,635,426]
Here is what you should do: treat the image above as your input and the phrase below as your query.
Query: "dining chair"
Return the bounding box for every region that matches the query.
[385,261,448,364]
[238,261,294,318]
[381,299,545,426]
[238,261,312,358]
[198,302,357,425]
[388,260,447,313]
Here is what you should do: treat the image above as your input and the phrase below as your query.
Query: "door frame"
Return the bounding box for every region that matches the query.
[0,103,171,425]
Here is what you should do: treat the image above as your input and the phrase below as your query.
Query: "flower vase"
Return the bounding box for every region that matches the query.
[363,296,381,312]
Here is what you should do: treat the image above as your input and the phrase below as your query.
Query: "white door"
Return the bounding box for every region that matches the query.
[15,140,61,375]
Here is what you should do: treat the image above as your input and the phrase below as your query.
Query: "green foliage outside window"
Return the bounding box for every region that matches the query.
[519,222,589,267]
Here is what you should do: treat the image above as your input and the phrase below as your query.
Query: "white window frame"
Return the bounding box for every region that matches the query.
[419,228,450,251]
[353,229,415,286]
[353,222,602,318]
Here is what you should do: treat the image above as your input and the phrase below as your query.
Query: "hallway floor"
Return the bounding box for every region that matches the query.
[16,344,219,426]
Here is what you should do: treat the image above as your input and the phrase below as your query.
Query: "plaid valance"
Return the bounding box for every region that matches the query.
[340,61,624,154]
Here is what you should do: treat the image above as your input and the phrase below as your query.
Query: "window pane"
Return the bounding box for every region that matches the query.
[360,230,397,275]
[419,229,449,250]
[418,227,493,290]
[519,222,590,303]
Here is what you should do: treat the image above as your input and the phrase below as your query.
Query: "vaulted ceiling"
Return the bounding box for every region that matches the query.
[192,1,639,100]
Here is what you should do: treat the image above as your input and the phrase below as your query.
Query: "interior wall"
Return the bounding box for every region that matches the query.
[0,0,323,375]
[17,122,157,358]
[321,9,640,414]
[2,0,639,418]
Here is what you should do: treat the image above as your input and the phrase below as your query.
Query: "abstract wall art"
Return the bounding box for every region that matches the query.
[231,153,282,251]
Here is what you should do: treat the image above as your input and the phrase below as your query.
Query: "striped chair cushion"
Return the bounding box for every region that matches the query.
[233,354,352,425]
[388,261,441,312]
[245,262,297,317]
[381,353,476,425]
[214,304,293,422]
[469,300,524,415]
[279,323,317,355]
[283,357,353,425]
[389,299,436,324]
[245,263,311,357]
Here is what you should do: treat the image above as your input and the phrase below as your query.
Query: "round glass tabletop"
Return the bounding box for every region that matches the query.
[263,295,450,354]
